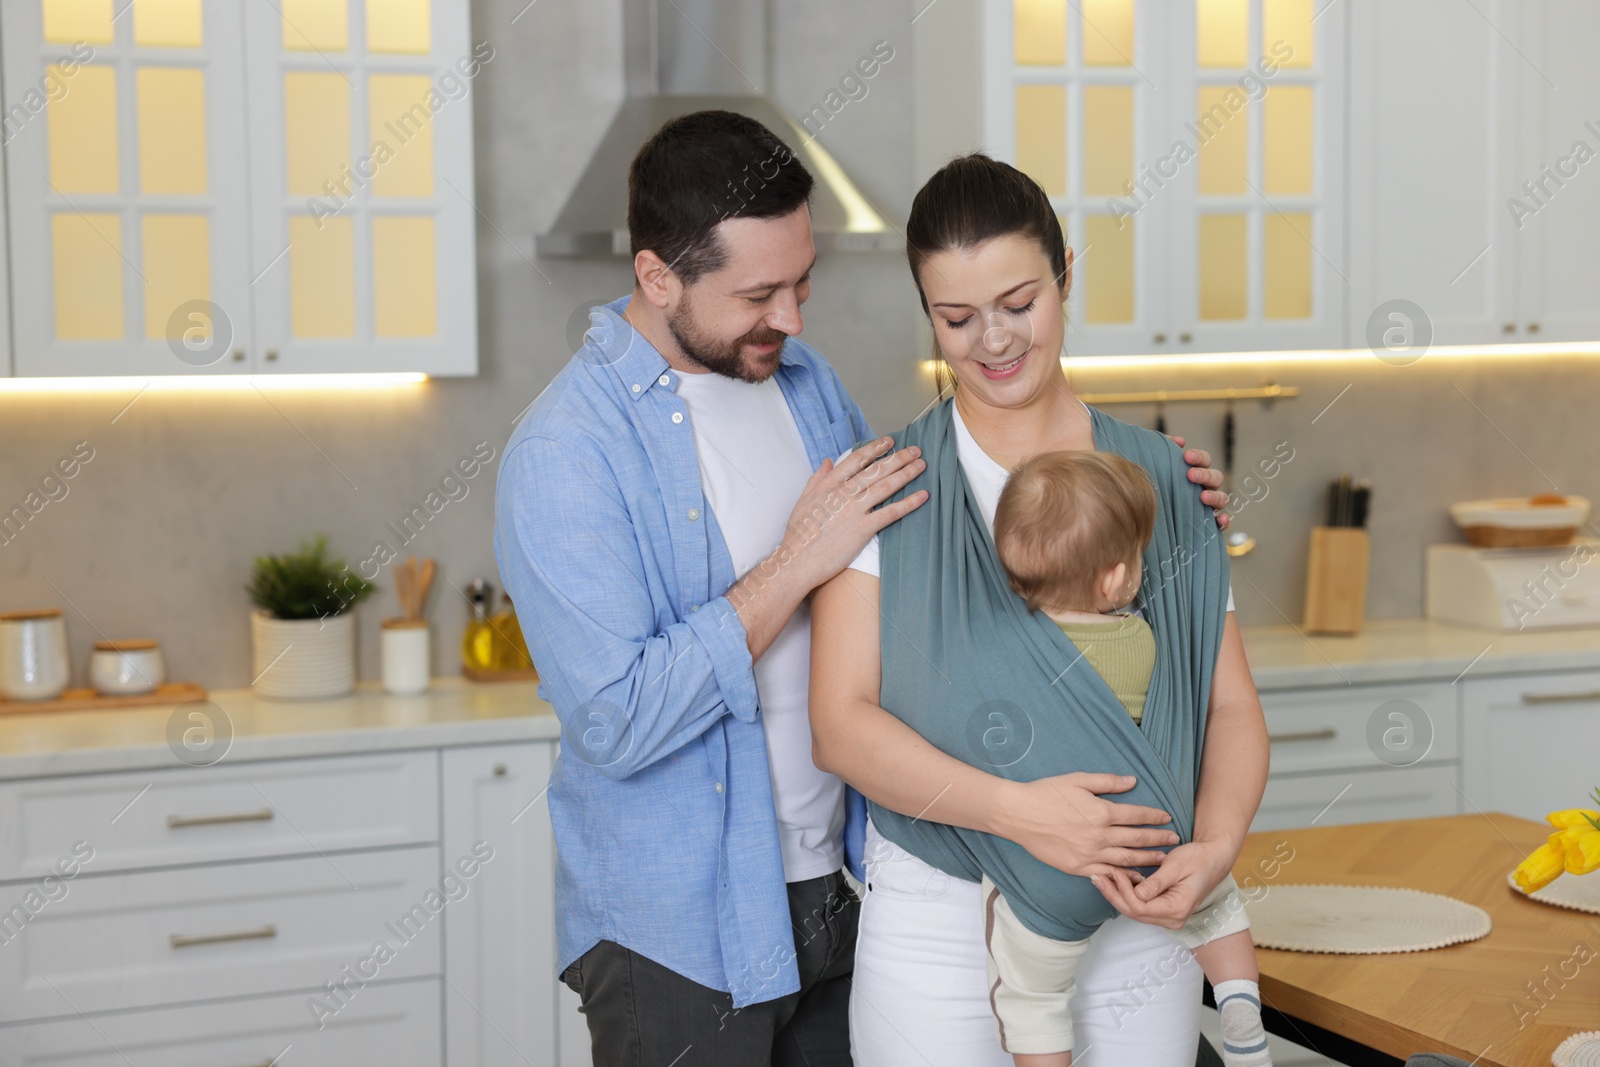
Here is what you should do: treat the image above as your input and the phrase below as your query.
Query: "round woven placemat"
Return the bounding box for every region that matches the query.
[1553,1030,1600,1067]
[1243,884,1491,954]
[1508,871,1600,916]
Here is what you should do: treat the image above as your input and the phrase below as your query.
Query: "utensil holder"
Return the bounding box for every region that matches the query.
[1303,527,1370,634]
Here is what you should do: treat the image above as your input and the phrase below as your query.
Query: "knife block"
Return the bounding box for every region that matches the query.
[1303,527,1370,634]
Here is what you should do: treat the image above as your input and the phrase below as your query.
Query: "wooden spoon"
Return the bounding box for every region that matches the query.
[416,559,436,617]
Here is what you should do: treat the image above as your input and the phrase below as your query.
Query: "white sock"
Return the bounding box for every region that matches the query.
[1214,979,1271,1067]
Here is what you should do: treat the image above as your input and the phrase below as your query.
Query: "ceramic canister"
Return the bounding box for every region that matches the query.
[0,608,70,701]
[381,617,430,695]
[89,640,166,696]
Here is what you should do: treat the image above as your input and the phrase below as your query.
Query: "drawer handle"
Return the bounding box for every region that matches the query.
[1268,728,1336,744]
[167,808,275,830]
[170,924,277,950]
[1522,690,1600,705]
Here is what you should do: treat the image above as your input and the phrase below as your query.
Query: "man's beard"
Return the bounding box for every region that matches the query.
[668,299,788,383]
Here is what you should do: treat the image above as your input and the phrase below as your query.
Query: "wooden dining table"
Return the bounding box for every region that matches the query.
[1226,813,1600,1067]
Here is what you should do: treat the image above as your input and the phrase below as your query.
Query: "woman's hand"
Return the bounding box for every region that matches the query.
[1168,435,1231,530]
[997,773,1182,878]
[1089,838,1235,930]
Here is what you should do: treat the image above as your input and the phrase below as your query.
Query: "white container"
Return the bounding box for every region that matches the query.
[381,618,430,695]
[89,640,166,696]
[0,608,70,701]
[1426,539,1600,631]
[250,609,355,699]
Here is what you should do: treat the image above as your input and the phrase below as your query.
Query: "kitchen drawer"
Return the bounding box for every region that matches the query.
[0,846,442,1023]
[1251,764,1460,832]
[0,978,440,1067]
[1462,669,1600,822]
[0,751,438,880]
[1259,681,1457,775]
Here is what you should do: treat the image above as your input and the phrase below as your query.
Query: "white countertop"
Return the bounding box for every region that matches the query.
[2,619,1597,780]
[1240,616,1600,690]
[0,676,558,780]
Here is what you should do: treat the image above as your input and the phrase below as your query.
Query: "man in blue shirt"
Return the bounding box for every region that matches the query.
[496,111,925,1065]
[495,111,1228,1065]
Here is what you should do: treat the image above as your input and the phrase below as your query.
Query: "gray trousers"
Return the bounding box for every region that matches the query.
[562,869,859,1066]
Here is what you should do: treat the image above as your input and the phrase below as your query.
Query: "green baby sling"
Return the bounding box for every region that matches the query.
[868,399,1230,940]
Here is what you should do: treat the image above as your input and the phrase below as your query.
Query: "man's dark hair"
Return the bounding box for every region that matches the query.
[627,110,814,286]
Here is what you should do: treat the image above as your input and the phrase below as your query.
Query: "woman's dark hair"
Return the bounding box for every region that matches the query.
[906,154,1070,390]
[628,110,815,286]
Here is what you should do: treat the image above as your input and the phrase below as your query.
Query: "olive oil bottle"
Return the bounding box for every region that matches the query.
[461,578,498,671]
[491,593,534,671]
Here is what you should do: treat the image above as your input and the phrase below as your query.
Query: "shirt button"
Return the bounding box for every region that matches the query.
[688,508,700,521]
[690,604,699,612]
[631,383,641,393]
[658,374,671,386]
[671,411,684,424]
[714,782,723,794]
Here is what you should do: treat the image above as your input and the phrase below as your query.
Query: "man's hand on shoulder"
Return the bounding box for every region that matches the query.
[1168,434,1231,530]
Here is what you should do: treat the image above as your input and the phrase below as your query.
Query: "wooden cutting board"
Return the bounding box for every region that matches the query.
[0,682,208,715]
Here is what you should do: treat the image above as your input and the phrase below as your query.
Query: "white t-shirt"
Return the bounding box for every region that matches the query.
[674,369,845,883]
[848,402,1236,612]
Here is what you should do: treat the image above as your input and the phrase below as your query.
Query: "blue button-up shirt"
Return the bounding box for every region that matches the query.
[494,296,873,1007]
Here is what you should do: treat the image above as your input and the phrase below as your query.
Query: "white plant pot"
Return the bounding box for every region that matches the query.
[250,609,356,699]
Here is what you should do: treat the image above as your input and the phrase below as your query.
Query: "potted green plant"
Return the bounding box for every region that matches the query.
[247,536,375,699]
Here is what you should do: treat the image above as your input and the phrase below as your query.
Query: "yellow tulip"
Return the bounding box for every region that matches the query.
[1546,808,1600,831]
[1515,840,1568,893]
[1554,825,1600,875]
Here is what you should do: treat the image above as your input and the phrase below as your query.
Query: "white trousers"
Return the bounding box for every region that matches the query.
[851,820,1204,1067]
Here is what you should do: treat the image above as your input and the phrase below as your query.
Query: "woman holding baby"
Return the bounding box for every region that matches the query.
[809,155,1272,1066]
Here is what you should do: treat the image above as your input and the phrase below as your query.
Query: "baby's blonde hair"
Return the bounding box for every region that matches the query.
[994,450,1157,613]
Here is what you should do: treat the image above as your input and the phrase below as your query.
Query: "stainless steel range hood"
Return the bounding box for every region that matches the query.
[536,0,898,258]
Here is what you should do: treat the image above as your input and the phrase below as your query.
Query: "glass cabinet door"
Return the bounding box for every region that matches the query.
[4,0,253,376]
[242,0,479,375]
[985,0,1173,358]
[985,0,1345,357]
[1167,0,1345,354]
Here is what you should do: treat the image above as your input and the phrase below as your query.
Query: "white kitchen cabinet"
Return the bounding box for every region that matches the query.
[1462,669,1600,822]
[0,845,442,1023]
[1163,0,1347,356]
[1348,0,1600,349]
[2,0,255,377]
[1346,0,1520,347]
[982,0,1348,356]
[239,0,480,376]
[1253,764,1462,832]
[1250,680,1460,832]
[1,978,442,1067]
[1510,0,1600,344]
[0,750,438,880]
[442,742,562,1067]
[0,0,478,378]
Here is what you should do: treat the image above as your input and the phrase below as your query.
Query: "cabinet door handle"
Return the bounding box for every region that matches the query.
[1153,332,1167,343]
[170,924,277,949]
[1268,727,1336,743]
[168,808,275,829]
[1521,690,1600,705]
